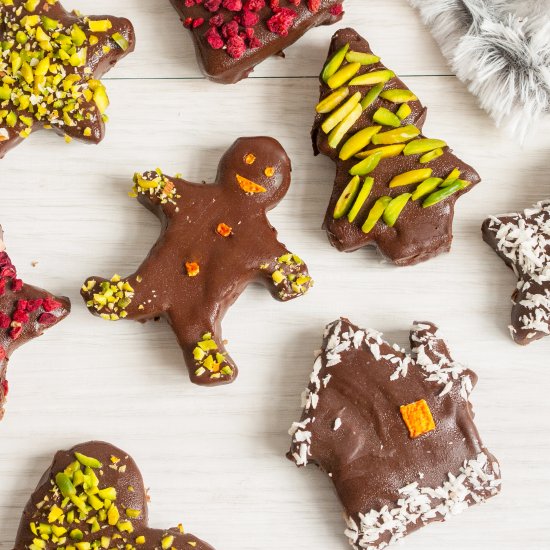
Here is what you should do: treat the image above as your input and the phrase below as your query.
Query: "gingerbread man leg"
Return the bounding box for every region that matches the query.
[167,305,238,386]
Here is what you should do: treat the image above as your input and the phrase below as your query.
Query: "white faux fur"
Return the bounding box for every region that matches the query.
[409,0,550,142]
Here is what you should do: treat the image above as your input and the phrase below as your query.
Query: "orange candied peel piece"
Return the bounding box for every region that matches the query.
[244,153,256,165]
[236,174,266,194]
[264,166,275,177]
[400,399,436,438]
[216,223,232,237]
[185,261,200,277]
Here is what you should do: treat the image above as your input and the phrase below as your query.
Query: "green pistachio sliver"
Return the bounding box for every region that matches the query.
[327,104,363,148]
[411,177,443,201]
[322,43,350,82]
[74,452,103,469]
[360,83,384,110]
[315,87,349,113]
[380,89,417,103]
[389,168,433,188]
[396,103,412,120]
[339,126,382,160]
[422,181,464,207]
[345,51,380,65]
[419,148,444,164]
[355,144,405,159]
[371,125,420,145]
[349,69,395,86]
[373,107,401,128]
[321,91,362,133]
[55,473,76,498]
[383,193,412,227]
[111,32,130,51]
[403,138,447,156]
[362,196,392,234]
[349,150,383,176]
[327,62,361,89]
[440,167,461,187]
[333,176,361,219]
[347,177,374,222]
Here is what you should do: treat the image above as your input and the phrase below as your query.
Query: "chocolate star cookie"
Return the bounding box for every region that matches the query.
[169,0,344,84]
[289,318,501,549]
[81,137,313,386]
[482,200,550,345]
[0,0,135,159]
[313,28,481,265]
[14,441,215,550]
[0,226,70,421]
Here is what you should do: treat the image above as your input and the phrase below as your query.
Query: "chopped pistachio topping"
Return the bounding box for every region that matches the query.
[84,274,134,321]
[263,254,313,300]
[131,170,179,205]
[0,0,121,140]
[193,332,233,380]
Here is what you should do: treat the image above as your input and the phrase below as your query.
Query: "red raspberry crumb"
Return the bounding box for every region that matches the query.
[221,20,239,38]
[192,17,205,27]
[209,14,225,26]
[38,313,57,326]
[244,0,265,10]
[0,279,4,296]
[266,8,297,36]
[0,313,10,329]
[184,0,196,6]
[205,26,225,49]
[241,10,259,26]
[1,379,8,397]
[288,0,300,5]
[204,0,222,11]
[222,0,242,10]
[42,297,62,312]
[11,279,23,292]
[269,0,279,9]
[9,326,22,340]
[0,347,5,361]
[184,17,193,27]
[226,35,247,58]
[329,3,343,15]
[249,36,261,48]
[16,300,28,311]
[26,299,44,312]
[307,0,320,12]
[12,310,29,324]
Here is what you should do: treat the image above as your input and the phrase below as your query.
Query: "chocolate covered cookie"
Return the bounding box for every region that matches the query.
[0,0,135,159]
[289,318,501,549]
[313,29,481,265]
[0,226,70,421]
[14,441,215,550]
[81,137,313,386]
[482,200,550,345]
[169,0,344,84]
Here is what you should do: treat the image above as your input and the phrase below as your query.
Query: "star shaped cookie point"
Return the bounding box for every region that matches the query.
[0,0,135,158]
[0,225,71,421]
[483,200,550,345]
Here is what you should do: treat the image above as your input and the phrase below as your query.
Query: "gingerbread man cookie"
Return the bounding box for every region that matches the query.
[482,200,550,345]
[14,441,215,550]
[289,318,501,549]
[0,0,135,159]
[169,0,344,84]
[81,137,313,385]
[312,29,481,265]
[0,226,70,421]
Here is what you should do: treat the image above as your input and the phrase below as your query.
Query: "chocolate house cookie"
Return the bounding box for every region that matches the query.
[482,200,550,345]
[313,29,481,265]
[169,0,344,84]
[289,318,501,549]
[81,137,313,386]
[0,226,70,421]
[0,0,135,159]
[14,441,215,550]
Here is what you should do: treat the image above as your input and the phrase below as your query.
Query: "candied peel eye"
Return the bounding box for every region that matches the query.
[264,166,275,177]
[244,153,256,165]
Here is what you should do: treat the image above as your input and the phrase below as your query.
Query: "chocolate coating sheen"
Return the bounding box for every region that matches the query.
[313,28,481,266]
[289,318,501,549]
[14,441,215,550]
[169,0,343,84]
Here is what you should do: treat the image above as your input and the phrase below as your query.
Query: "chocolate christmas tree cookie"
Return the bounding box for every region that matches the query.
[482,200,550,345]
[312,28,481,265]
[81,137,313,386]
[0,226,70,421]
[169,0,344,84]
[0,0,135,159]
[289,318,501,549]
[14,441,215,550]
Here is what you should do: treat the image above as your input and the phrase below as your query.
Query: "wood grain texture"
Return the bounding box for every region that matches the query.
[1,1,549,550]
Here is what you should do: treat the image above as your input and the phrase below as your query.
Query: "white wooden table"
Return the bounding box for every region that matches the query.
[1,1,549,549]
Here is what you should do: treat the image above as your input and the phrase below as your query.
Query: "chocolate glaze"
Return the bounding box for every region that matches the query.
[0,0,135,159]
[482,200,550,345]
[81,137,313,386]
[0,226,70,422]
[13,441,215,550]
[169,0,343,84]
[313,29,481,266]
[289,318,501,549]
